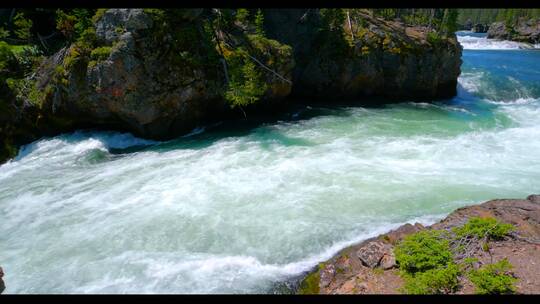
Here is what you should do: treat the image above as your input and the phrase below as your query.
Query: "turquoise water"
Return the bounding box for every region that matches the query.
[1,32,540,293]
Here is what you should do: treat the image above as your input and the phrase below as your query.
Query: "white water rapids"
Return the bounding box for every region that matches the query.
[1,32,540,294]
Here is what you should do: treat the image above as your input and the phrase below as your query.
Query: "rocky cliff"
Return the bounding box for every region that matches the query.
[488,18,540,44]
[296,195,540,294]
[0,9,462,164]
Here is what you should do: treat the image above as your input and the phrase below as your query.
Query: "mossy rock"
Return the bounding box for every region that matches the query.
[297,262,326,294]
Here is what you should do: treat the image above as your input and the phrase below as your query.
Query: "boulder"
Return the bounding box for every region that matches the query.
[320,264,336,288]
[356,240,396,269]
[0,266,4,294]
[472,24,489,33]
[527,194,540,204]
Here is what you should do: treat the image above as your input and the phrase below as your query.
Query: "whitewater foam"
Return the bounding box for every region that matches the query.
[458,34,532,50]
[2,36,540,294]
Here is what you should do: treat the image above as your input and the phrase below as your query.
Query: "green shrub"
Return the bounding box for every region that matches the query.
[0,27,9,39]
[468,258,517,294]
[13,12,33,41]
[90,46,112,62]
[235,9,249,24]
[395,229,453,274]
[453,217,514,241]
[0,41,15,71]
[92,9,108,24]
[427,31,442,45]
[402,263,461,294]
[224,48,267,108]
[255,9,265,36]
[298,263,324,294]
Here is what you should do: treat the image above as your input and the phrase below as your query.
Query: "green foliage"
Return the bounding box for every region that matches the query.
[427,31,443,46]
[298,263,324,294]
[56,9,77,39]
[77,28,98,49]
[0,41,15,71]
[235,9,249,24]
[457,9,540,27]
[92,9,108,24]
[395,230,453,274]
[255,9,265,36]
[0,27,9,39]
[468,259,517,294]
[395,217,518,294]
[56,9,94,42]
[224,48,267,108]
[452,217,514,240]
[401,263,461,294]
[13,12,33,40]
[13,45,43,73]
[90,46,112,62]
[320,8,345,32]
[443,9,459,35]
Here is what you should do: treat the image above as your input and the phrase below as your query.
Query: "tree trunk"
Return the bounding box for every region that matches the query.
[346,10,354,41]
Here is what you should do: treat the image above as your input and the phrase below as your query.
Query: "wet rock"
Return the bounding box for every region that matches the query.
[472,24,489,33]
[0,266,5,294]
[527,195,540,204]
[356,240,395,269]
[384,222,424,244]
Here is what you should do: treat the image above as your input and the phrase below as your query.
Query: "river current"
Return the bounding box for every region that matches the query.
[1,32,540,293]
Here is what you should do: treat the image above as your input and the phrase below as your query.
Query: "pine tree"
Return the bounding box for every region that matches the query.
[255,9,265,36]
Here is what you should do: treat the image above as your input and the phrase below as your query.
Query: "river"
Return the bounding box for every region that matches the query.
[1,31,539,293]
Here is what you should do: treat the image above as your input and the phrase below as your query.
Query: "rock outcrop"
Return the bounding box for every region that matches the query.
[264,9,462,101]
[471,23,489,33]
[297,195,540,294]
[1,9,462,164]
[488,18,540,44]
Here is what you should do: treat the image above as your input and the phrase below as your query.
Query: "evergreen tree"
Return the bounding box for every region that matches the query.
[13,12,32,41]
[255,9,264,36]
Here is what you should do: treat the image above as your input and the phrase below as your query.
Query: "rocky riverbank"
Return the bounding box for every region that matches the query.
[296,195,540,294]
[488,18,540,44]
[0,9,462,165]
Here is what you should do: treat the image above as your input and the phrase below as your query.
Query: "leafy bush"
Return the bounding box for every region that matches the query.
[395,229,453,274]
[90,46,112,62]
[453,217,514,241]
[0,27,9,39]
[0,41,15,72]
[427,31,442,45]
[224,48,267,109]
[468,258,517,294]
[56,9,95,42]
[13,12,33,40]
[235,9,249,24]
[13,45,43,73]
[402,263,461,294]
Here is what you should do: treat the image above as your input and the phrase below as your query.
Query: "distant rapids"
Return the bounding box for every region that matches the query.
[1,32,540,293]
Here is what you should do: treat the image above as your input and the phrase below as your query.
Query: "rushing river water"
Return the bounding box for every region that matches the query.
[1,32,540,293]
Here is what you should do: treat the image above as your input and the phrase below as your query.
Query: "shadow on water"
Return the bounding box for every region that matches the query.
[108,104,355,156]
